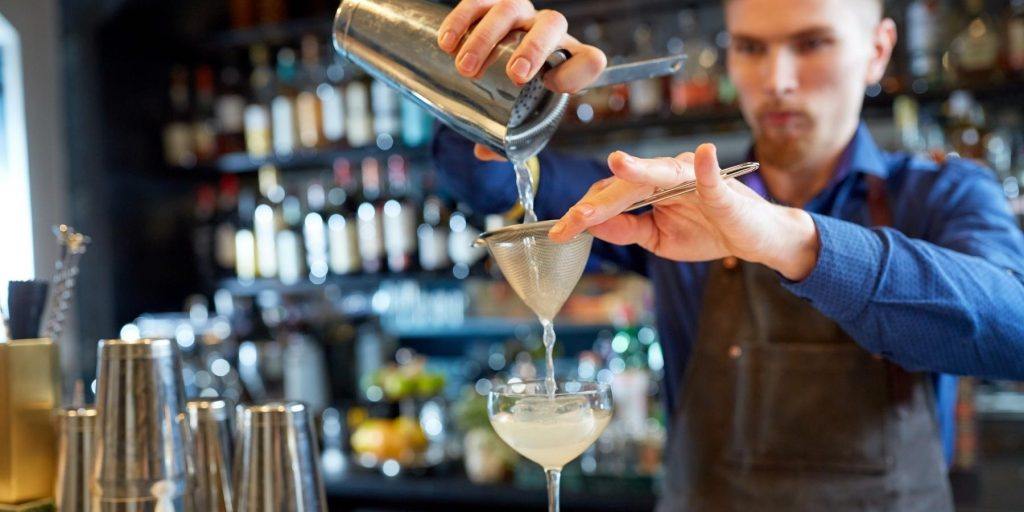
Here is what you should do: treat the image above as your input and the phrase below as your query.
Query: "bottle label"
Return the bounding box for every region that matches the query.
[319,84,346,142]
[216,95,246,133]
[215,222,237,269]
[271,96,296,155]
[1009,20,1024,70]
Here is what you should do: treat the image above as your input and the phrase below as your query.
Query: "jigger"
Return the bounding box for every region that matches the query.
[233,402,326,512]
[187,399,233,512]
[92,338,194,512]
[55,406,96,512]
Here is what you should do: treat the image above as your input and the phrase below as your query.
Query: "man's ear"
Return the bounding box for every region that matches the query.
[866,18,898,85]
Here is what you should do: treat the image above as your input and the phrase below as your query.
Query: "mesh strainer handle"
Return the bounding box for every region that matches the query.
[624,161,760,212]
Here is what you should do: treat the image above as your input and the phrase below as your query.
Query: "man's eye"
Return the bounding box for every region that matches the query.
[795,37,830,53]
[733,40,765,55]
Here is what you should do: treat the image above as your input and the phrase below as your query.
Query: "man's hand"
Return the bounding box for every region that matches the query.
[437,0,607,161]
[548,144,823,281]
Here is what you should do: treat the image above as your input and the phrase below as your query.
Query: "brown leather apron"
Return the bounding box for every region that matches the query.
[657,177,953,511]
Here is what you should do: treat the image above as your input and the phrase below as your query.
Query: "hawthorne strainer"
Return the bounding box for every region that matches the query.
[475,162,760,320]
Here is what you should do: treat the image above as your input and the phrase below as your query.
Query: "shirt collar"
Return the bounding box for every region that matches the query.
[740,121,888,201]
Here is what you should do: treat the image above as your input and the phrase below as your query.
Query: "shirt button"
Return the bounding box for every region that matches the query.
[728,345,743,359]
[723,257,739,270]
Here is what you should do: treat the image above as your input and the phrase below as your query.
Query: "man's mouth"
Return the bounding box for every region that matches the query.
[759,110,808,128]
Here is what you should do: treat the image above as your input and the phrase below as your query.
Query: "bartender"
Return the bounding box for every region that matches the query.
[432,0,1024,510]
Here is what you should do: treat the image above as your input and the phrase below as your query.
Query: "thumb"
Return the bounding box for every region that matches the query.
[694,143,733,209]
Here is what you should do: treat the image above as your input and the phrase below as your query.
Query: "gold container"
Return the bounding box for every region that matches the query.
[0,339,61,505]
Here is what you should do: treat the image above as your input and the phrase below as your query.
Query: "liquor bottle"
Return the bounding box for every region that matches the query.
[905,0,943,88]
[572,23,613,124]
[163,65,195,167]
[357,157,385,273]
[400,97,433,147]
[628,24,664,117]
[254,164,284,278]
[193,184,217,283]
[1005,0,1024,78]
[668,10,718,113]
[371,79,401,148]
[303,179,330,283]
[214,175,241,278]
[297,35,325,150]
[326,158,361,275]
[256,0,286,24]
[235,188,258,282]
[447,203,485,280]
[417,172,450,272]
[276,188,306,285]
[245,44,274,159]
[192,65,219,162]
[272,47,299,157]
[229,0,256,28]
[216,53,248,155]
[893,95,924,153]
[382,155,418,273]
[950,0,1001,85]
[320,51,347,145]
[944,90,987,160]
[346,78,374,147]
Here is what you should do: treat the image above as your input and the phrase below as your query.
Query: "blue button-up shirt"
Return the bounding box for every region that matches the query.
[433,122,1024,463]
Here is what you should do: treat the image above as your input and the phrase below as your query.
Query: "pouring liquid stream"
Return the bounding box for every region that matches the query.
[512,158,538,224]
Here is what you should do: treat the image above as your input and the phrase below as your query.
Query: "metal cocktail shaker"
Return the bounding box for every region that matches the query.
[233,402,326,512]
[186,399,233,512]
[92,339,194,512]
[333,0,683,161]
[55,406,97,512]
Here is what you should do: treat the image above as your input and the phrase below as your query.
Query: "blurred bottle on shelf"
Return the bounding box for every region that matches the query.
[371,79,402,149]
[216,53,248,155]
[346,79,374,147]
[357,157,386,273]
[571,23,614,124]
[905,0,944,90]
[276,187,306,285]
[303,179,330,283]
[1005,0,1024,78]
[383,155,418,273]
[245,44,274,158]
[229,0,256,29]
[327,158,362,275]
[214,175,241,279]
[448,204,485,280]
[417,171,450,272]
[949,0,1001,86]
[256,0,287,24]
[297,35,326,150]
[627,24,664,117]
[893,95,925,153]
[401,97,434,147]
[943,90,987,160]
[272,47,300,156]
[320,51,348,146]
[255,164,284,278]
[163,65,195,167]
[668,10,718,113]
[235,188,258,282]
[193,65,219,162]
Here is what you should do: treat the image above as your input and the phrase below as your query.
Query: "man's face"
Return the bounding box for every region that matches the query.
[725,0,886,169]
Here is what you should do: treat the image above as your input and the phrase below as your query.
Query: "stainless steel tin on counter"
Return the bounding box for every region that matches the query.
[233,401,326,512]
[187,398,233,512]
[92,338,193,511]
[55,406,97,512]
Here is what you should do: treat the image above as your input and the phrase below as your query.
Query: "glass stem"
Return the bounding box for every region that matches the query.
[545,468,561,512]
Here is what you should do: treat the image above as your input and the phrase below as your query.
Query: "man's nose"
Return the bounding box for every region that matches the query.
[763,47,798,97]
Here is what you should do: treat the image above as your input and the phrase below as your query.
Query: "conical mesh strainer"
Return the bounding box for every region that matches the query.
[475,162,760,321]
[476,220,592,321]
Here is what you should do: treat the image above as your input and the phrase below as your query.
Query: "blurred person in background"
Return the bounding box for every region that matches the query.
[431,0,1024,510]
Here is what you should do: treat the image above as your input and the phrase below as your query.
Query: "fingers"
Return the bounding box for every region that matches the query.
[506,10,567,84]
[548,178,651,242]
[454,0,536,77]
[693,143,734,209]
[543,37,607,93]
[438,0,498,53]
[473,144,507,161]
[607,151,695,189]
[587,212,658,249]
